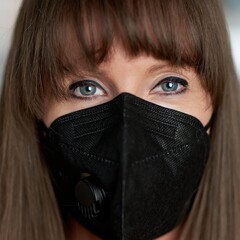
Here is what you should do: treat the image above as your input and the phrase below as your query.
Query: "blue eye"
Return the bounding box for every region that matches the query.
[161,81,178,92]
[153,76,188,95]
[78,85,97,96]
[69,80,105,99]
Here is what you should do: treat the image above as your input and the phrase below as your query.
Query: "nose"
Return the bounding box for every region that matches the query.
[107,74,147,99]
[98,49,152,100]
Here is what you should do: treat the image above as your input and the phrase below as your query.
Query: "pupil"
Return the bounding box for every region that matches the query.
[85,86,93,92]
[163,82,177,91]
[81,85,96,95]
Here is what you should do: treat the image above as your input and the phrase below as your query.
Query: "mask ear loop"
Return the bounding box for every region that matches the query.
[37,120,49,139]
[204,114,215,132]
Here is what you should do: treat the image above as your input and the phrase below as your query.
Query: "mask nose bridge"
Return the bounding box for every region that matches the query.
[116,93,156,240]
[120,96,131,240]
[110,94,134,240]
[107,94,136,240]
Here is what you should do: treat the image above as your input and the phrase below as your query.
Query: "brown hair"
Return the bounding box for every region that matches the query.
[0,0,239,239]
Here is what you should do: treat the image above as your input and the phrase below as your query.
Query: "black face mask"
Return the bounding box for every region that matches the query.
[43,93,210,240]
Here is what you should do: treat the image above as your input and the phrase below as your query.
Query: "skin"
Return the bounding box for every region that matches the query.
[43,45,213,240]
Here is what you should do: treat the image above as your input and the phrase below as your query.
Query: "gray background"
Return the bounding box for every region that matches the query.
[0,0,239,84]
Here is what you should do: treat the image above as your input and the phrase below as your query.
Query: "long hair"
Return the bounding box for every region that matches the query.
[0,0,239,239]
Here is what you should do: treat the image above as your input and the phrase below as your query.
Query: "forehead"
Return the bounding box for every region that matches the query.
[33,0,223,106]
[64,44,199,96]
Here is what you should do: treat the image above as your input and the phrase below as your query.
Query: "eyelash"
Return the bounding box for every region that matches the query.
[68,76,188,100]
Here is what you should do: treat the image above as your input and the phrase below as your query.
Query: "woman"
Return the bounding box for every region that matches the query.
[0,0,239,239]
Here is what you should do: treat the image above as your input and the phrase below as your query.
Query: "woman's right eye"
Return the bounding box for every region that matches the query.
[69,80,106,99]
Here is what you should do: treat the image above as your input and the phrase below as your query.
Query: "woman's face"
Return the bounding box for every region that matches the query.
[43,46,212,128]
[42,45,213,240]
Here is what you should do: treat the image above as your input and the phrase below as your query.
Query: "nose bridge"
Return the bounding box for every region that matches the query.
[113,75,145,97]
[101,53,148,97]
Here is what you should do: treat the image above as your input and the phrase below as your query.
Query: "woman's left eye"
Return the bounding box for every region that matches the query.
[69,80,105,99]
[152,76,188,95]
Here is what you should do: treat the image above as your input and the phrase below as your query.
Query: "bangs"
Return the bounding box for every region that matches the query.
[62,0,198,65]
[21,0,227,109]
[41,0,205,95]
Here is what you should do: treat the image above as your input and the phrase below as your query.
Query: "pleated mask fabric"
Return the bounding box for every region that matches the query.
[43,93,210,240]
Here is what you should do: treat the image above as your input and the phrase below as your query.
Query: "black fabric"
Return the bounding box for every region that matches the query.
[43,93,210,240]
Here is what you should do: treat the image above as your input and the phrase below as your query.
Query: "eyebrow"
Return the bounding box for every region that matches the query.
[76,67,117,89]
[76,62,183,82]
[147,63,179,75]
[86,68,112,82]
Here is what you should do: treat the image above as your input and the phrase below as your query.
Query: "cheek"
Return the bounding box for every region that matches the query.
[178,94,212,126]
[184,78,213,125]
[42,100,55,128]
[42,99,68,127]
[42,98,93,127]
[186,91,213,126]
[42,96,213,128]
[150,91,213,127]
[184,78,213,126]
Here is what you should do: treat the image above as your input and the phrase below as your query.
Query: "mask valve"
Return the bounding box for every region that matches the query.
[75,174,106,219]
